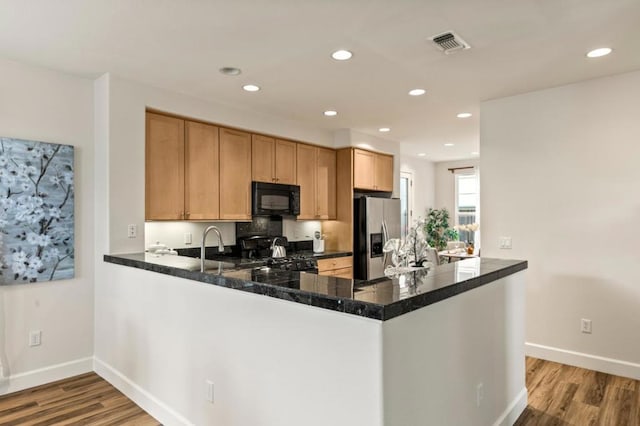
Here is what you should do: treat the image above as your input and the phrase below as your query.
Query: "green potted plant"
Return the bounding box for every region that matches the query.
[424,208,458,251]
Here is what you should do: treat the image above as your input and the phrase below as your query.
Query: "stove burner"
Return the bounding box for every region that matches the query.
[265,256,318,272]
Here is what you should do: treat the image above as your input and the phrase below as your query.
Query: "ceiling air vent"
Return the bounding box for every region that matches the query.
[429,31,470,54]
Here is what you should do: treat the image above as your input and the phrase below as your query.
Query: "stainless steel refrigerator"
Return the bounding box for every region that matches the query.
[353,196,401,280]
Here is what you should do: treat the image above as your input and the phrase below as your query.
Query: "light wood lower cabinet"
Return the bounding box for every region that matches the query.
[145,113,185,220]
[297,144,336,220]
[219,128,252,220]
[317,256,353,279]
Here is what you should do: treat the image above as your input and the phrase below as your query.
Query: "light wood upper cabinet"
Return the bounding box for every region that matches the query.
[374,153,394,192]
[146,113,185,220]
[353,148,393,191]
[219,128,252,220]
[297,144,336,220]
[185,121,219,220]
[316,147,336,219]
[251,134,275,183]
[296,144,317,219]
[251,135,296,184]
[353,149,375,190]
[274,139,296,184]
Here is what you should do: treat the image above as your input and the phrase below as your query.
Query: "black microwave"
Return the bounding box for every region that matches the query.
[251,182,300,216]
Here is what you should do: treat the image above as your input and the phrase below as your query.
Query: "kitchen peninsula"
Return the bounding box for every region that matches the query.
[100,253,528,426]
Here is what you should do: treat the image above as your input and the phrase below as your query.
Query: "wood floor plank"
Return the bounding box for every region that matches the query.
[517,357,640,426]
[0,373,160,426]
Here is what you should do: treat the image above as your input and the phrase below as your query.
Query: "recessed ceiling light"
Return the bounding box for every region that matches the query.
[586,47,612,58]
[219,67,241,76]
[331,50,353,61]
[408,89,426,96]
[444,143,454,147]
[418,153,426,157]
[324,110,338,117]
[242,84,260,92]
[378,127,391,132]
[457,112,472,118]
[471,151,479,155]
[587,47,613,58]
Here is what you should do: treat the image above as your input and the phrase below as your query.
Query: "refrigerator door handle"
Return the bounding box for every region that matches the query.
[382,221,389,268]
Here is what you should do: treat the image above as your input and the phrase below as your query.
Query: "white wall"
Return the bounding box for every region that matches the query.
[399,155,435,223]
[434,158,479,215]
[95,263,383,426]
[0,58,95,393]
[481,70,640,379]
[383,272,527,426]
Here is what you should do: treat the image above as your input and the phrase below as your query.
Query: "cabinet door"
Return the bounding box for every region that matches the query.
[146,113,184,220]
[219,128,252,220]
[274,139,297,184]
[251,134,275,183]
[296,144,317,219]
[375,154,394,192]
[353,149,375,190]
[185,121,219,220]
[316,147,336,220]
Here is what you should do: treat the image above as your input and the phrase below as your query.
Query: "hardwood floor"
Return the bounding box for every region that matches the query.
[516,357,640,426]
[0,372,160,425]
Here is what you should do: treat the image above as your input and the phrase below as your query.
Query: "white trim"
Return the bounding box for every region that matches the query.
[0,356,93,395]
[93,356,193,426]
[525,342,640,380]
[493,387,528,426]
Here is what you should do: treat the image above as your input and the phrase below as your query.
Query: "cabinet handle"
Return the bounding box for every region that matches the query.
[186,211,190,219]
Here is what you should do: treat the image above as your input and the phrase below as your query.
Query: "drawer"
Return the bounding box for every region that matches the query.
[331,267,352,279]
[317,256,352,272]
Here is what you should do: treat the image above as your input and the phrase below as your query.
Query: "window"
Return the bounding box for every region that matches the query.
[400,171,413,239]
[455,171,479,245]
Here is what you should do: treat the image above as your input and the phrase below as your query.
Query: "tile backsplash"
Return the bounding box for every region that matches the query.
[145,219,321,250]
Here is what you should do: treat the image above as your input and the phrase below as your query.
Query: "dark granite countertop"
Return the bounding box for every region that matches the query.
[104,253,527,321]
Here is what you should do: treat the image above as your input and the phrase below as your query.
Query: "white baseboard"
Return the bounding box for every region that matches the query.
[93,357,193,426]
[526,342,640,380]
[0,356,93,395]
[493,387,528,426]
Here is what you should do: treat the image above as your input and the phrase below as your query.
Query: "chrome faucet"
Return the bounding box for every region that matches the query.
[201,226,225,273]
[271,236,286,258]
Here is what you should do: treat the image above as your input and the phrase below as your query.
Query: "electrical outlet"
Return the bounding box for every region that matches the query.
[184,233,192,245]
[581,318,592,334]
[476,383,484,407]
[499,237,512,249]
[29,330,42,347]
[127,224,137,238]
[206,380,214,403]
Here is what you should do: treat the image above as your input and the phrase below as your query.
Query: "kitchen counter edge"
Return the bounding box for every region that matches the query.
[103,254,527,321]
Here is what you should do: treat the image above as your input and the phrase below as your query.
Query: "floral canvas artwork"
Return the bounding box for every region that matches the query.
[0,137,74,284]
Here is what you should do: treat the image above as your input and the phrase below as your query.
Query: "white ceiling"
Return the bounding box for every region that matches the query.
[1,0,639,161]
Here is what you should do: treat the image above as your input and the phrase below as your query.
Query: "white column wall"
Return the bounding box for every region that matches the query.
[481,70,640,379]
[0,58,95,393]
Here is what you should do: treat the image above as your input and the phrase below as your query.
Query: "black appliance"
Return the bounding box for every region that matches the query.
[237,235,318,272]
[252,182,300,217]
